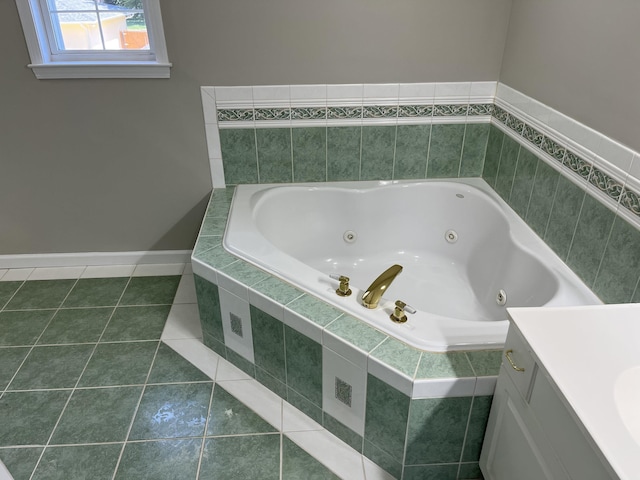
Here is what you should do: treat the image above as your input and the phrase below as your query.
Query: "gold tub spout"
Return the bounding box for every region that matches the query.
[361,264,403,309]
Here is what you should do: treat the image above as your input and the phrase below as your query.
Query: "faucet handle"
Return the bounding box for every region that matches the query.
[329,274,352,297]
[390,300,416,323]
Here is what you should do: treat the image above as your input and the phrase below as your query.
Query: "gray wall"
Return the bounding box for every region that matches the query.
[0,0,511,255]
[500,0,640,153]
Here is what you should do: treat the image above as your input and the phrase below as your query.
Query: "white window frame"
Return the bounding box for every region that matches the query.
[15,0,171,79]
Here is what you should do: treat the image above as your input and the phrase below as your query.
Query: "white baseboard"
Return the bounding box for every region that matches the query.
[0,250,192,269]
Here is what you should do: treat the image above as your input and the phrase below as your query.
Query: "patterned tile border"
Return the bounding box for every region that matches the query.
[491,105,640,219]
[216,103,487,124]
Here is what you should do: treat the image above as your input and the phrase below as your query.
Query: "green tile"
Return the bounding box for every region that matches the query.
[508,148,538,218]
[361,126,396,180]
[62,277,129,307]
[493,135,520,200]
[363,440,402,479]
[393,124,430,179]
[323,413,363,452]
[592,216,640,303]
[220,128,258,185]
[544,176,586,260]
[525,160,560,237]
[0,347,30,389]
[194,236,220,256]
[462,396,493,461]
[427,123,465,179]
[115,439,201,480]
[482,125,505,187]
[364,374,410,461]
[207,385,277,436]
[403,464,458,480]
[416,351,475,379]
[0,281,23,309]
[370,338,421,378]
[9,344,94,390]
[256,128,293,183]
[203,333,226,357]
[199,246,238,270]
[287,387,322,424]
[147,342,210,383]
[0,447,43,480]
[282,436,341,479]
[128,383,212,440]
[292,127,327,182]
[253,276,304,305]
[51,386,142,444]
[33,444,122,480]
[119,276,180,306]
[327,126,361,181]
[458,462,483,480]
[460,123,490,177]
[78,341,158,387]
[194,275,224,342]
[0,390,70,446]
[285,295,343,327]
[225,348,256,377]
[325,315,386,354]
[6,280,76,310]
[251,305,286,382]
[38,307,113,344]
[101,305,170,341]
[200,217,227,236]
[219,261,270,288]
[566,193,617,287]
[0,310,55,346]
[466,350,502,377]
[285,325,322,406]
[255,366,287,398]
[405,396,472,465]
[200,434,280,480]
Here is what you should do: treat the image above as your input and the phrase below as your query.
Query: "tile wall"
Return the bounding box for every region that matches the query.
[197,82,640,479]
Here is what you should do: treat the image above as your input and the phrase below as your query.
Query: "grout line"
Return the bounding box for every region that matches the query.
[591,214,618,290]
[195,380,216,479]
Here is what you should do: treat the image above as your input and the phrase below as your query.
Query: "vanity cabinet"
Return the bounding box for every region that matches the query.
[480,325,617,480]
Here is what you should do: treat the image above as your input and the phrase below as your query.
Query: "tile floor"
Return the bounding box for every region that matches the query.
[0,264,392,480]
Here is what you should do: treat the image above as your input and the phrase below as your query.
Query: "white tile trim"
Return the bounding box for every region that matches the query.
[0,250,192,269]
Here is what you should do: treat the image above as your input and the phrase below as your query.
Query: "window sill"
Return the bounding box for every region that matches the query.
[28,62,172,79]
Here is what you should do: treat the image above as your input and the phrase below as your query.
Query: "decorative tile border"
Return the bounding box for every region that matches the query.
[490,102,640,220]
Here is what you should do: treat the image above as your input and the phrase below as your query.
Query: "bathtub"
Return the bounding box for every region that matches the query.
[223,178,601,351]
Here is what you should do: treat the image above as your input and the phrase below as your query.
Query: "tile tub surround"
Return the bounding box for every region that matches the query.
[192,189,501,479]
[0,265,391,480]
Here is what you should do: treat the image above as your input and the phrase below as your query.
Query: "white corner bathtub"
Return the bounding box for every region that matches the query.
[223,178,601,351]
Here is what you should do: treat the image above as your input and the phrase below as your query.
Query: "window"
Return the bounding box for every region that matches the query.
[15,0,171,79]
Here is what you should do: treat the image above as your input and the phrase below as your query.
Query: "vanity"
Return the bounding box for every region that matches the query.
[480,304,639,480]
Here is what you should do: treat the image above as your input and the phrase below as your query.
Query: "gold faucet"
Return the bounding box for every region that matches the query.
[361,264,403,309]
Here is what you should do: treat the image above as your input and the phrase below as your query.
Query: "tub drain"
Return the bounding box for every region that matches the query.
[496,289,507,306]
[343,230,357,243]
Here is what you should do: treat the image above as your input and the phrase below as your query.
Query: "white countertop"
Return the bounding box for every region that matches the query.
[508,303,640,480]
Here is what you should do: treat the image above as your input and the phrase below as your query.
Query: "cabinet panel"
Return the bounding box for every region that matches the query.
[480,371,568,480]
[529,369,616,480]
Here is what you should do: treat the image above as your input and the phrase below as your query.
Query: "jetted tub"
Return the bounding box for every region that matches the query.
[223,178,601,351]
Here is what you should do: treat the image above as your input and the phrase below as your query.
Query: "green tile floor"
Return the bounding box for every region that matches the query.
[0,265,388,480]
